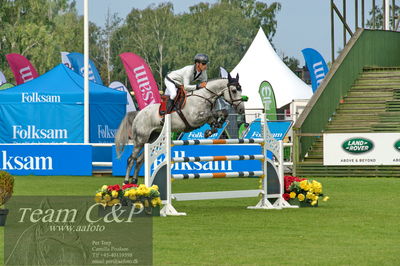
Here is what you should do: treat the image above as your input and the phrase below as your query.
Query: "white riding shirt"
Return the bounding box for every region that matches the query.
[164,65,207,99]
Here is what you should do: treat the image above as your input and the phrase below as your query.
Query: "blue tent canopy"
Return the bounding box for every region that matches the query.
[0,64,127,143]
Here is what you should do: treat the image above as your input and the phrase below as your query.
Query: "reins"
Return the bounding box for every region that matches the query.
[188,81,246,111]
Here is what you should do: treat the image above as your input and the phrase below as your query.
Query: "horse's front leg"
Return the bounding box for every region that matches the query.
[124,155,135,184]
[133,152,145,184]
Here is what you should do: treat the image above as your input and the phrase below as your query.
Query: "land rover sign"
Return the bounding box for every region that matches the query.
[342,138,374,154]
[394,140,400,151]
[324,133,400,165]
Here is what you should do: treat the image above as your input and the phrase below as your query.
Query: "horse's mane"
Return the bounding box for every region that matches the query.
[207,77,228,82]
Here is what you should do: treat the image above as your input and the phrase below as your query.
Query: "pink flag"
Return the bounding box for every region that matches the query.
[119,52,161,110]
[6,53,39,85]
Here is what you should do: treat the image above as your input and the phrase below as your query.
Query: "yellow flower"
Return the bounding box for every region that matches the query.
[311,200,318,206]
[151,185,159,191]
[134,202,143,209]
[101,185,108,192]
[138,188,145,195]
[289,192,296,199]
[306,192,314,199]
[151,197,162,207]
[111,190,118,198]
[129,195,137,201]
[112,199,120,205]
[298,193,305,201]
[323,196,330,202]
[107,199,120,206]
[94,196,102,203]
[299,180,308,190]
[104,194,111,202]
[144,188,151,196]
[151,198,159,207]
[95,192,102,197]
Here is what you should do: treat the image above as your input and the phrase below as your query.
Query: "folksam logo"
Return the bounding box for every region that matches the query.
[133,65,156,104]
[97,125,117,139]
[22,92,61,103]
[342,138,374,154]
[1,150,53,170]
[153,151,233,172]
[12,125,68,140]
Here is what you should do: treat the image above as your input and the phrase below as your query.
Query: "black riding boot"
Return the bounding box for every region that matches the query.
[166,99,175,114]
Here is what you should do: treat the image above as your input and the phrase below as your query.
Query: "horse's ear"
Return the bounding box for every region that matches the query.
[236,73,239,81]
[228,72,232,81]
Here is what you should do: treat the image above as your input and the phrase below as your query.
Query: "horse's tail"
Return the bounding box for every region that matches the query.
[115,111,139,158]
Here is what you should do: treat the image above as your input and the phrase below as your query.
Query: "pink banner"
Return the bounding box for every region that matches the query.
[6,53,39,85]
[119,52,161,110]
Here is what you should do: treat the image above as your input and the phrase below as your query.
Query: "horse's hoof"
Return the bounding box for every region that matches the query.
[204,129,212,138]
[123,180,129,185]
[131,179,138,185]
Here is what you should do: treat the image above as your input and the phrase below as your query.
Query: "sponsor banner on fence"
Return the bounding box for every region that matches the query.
[243,119,292,140]
[112,144,262,176]
[324,133,400,165]
[179,122,228,140]
[0,145,92,175]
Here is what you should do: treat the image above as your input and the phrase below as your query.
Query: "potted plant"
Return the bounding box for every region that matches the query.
[0,171,14,226]
[95,183,162,217]
[283,176,329,207]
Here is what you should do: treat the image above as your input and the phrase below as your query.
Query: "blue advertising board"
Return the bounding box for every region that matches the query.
[112,144,262,176]
[244,119,292,140]
[0,145,92,175]
[179,122,228,140]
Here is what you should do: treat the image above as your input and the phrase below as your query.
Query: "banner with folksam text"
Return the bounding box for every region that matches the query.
[119,52,161,110]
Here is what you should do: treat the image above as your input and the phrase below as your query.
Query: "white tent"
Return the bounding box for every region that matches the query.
[231,28,312,118]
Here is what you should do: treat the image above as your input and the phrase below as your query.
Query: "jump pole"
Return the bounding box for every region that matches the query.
[144,114,297,216]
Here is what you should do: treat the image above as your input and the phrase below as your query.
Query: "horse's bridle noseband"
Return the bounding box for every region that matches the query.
[188,80,247,110]
[224,81,247,109]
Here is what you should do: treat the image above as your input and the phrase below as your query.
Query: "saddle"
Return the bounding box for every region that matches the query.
[159,87,197,131]
[159,87,187,115]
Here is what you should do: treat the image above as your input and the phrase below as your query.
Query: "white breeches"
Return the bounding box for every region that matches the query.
[164,78,177,100]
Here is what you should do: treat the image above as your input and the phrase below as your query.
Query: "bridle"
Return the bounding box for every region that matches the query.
[188,79,248,110]
[225,80,247,109]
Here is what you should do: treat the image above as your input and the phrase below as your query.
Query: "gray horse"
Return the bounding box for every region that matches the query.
[115,73,247,184]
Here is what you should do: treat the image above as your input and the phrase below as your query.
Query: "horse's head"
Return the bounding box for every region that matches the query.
[223,73,248,114]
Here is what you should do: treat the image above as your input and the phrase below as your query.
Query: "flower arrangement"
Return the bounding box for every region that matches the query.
[283,176,329,207]
[95,183,162,208]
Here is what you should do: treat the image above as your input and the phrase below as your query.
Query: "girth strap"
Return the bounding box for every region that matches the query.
[176,109,192,131]
[176,109,198,132]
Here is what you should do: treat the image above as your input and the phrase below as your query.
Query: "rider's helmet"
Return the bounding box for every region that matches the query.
[194,53,209,64]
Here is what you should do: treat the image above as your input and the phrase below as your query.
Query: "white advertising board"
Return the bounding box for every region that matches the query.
[323,133,400,165]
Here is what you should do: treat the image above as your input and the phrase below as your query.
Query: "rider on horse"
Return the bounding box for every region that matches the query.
[163,54,209,114]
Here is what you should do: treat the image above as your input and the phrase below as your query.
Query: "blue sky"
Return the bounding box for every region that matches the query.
[76,0,376,66]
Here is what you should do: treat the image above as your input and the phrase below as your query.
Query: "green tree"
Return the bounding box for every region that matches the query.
[109,0,281,90]
[0,0,101,83]
[366,4,399,30]
[96,10,122,85]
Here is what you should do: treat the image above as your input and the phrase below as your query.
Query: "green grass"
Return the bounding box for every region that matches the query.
[1,176,400,265]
